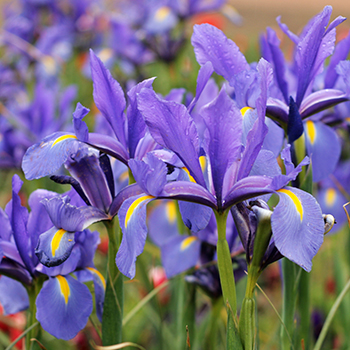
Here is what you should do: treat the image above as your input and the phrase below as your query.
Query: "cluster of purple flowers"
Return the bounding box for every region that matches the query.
[1,2,350,345]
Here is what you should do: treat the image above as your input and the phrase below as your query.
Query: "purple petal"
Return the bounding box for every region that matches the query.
[36,275,93,340]
[35,226,76,267]
[304,120,341,182]
[116,194,154,278]
[272,187,324,271]
[127,78,156,158]
[224,176,273,210]
[161,235,201,278]
[178,201,212,233]
[11,175,34,273]
[87,132,129,164]
[90,49,127,146]
[300,89,348,119]
[191,24,249,85]
[128,153,167,196]
[138,88,206,187]
[73,102,90,142]
[201,87,242,203]
[22,132,79,180]
[0,277,29,315]
[187,61,214,113]
[41,195,109,232]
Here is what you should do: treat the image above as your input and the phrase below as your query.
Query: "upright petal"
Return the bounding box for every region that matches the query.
[200,87,242,204]
[138,88,206,187]
[73,103,90,142]
[127,78,156,158]
[90,49,127,146]
[191,23,249,85]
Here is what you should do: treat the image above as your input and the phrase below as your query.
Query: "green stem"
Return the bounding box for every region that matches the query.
[25,282,41,350]
[214,210,243,350]
[102,218,124,346]
[215,210,237,314]
[313,278,350,350]
[281,259,298,350]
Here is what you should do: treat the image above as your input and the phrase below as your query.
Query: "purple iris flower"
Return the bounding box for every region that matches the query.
[191,7,348,182]
[0,174,105,340]
[111,58,324,279]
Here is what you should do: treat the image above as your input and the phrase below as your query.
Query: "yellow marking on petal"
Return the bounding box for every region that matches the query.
[86,267,106,289]
[278,189,303,221]
[51,229,67,257]
[182,167,196,183]
[305,120,316,145]
[180,236,197,251]
[125,195,154,228]
[51,134,77,148]
[155,6,171,22]
[199,156,207,172]
[346,117,350,123]
[166,201,177,224]
[325,188,337,207]
[56,275,70,304]
[240,106,252,117]
[41,55,57,75]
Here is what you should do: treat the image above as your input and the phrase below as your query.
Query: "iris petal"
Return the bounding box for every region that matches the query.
[36,275,93,340]
[272,186,324,271]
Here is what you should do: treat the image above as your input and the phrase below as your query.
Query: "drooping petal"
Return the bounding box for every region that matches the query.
[191,23,249,85]
[35,226,76,267]
[272,187,324,271]
[116,194,154,279]
[161,235,201,278]
[22,132,78,180]
[0,277,29,315]
[138,88,206,187]
[304,120,341,182]
[90,49,127,146]
[36,275,93,340]
[200,87,242,204]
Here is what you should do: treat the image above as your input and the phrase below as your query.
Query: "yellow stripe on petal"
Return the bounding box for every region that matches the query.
[56,275,70,304]
[166,201,177,224]
[180,236,197,251]
[182,167,196,183]
[325,188,337,207]
[51,229,67,257]
[51,134,77,148]
[278,189,303,221]
[125,195,154,228]
[155,6,171,21]
[305,120,316,145]
[199,156,207,172]
[240,106,252,117]
[86,267,106,289]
